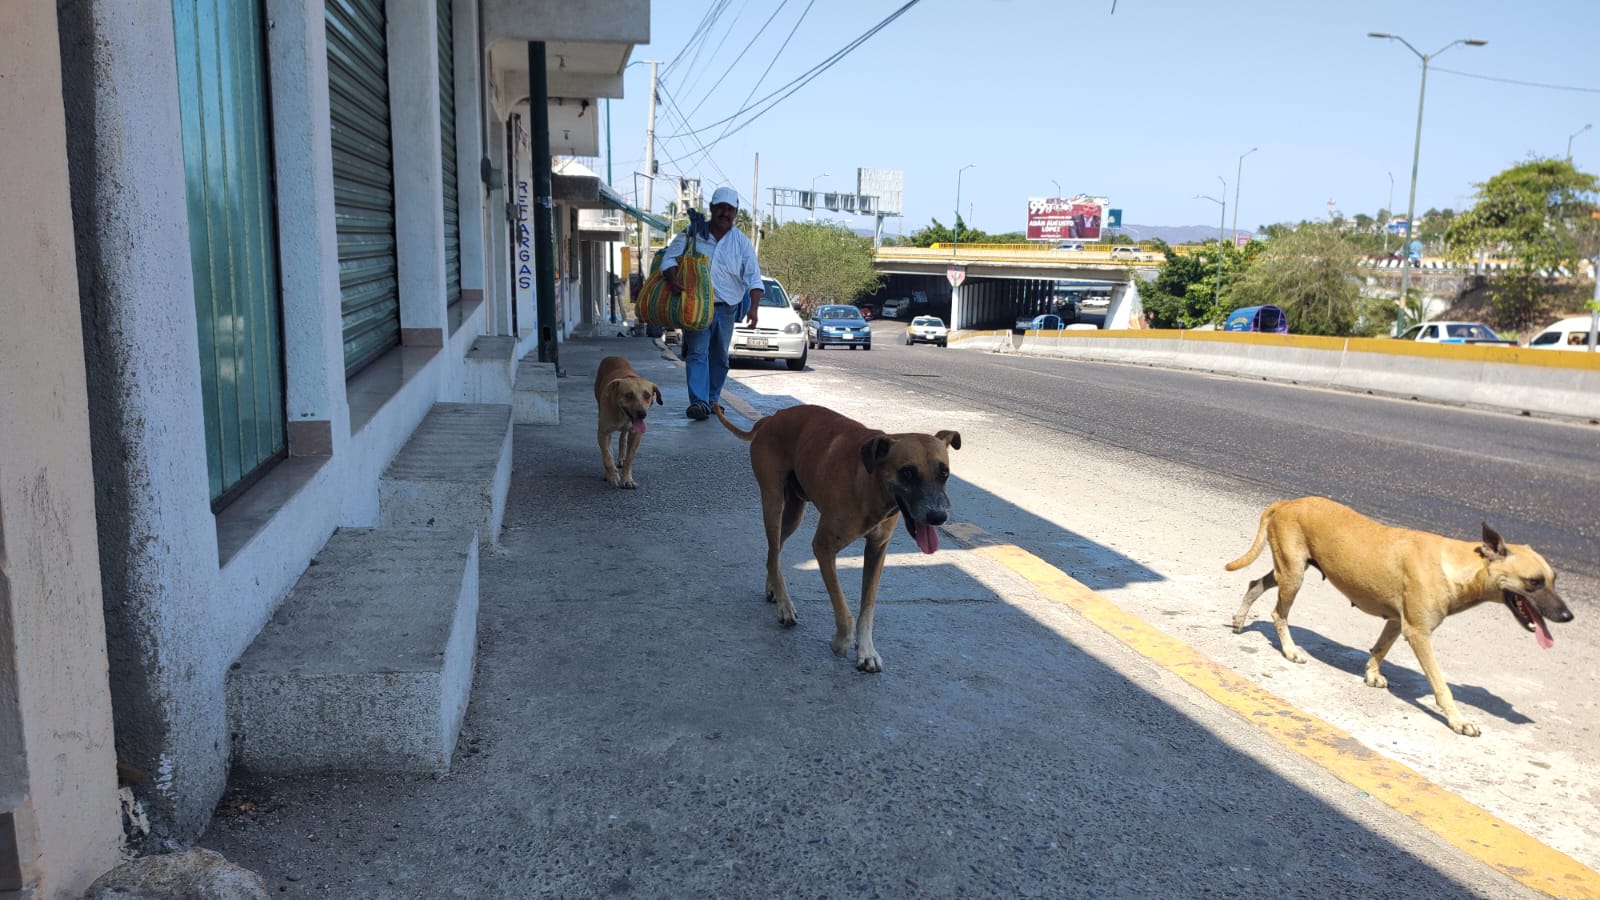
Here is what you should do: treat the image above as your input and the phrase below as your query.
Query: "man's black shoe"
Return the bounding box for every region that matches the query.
[687,403,710,421]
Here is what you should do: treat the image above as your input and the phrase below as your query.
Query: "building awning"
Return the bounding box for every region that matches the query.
[599,183,667,232]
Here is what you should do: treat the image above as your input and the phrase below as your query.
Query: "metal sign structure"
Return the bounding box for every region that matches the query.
[766,168,905,247]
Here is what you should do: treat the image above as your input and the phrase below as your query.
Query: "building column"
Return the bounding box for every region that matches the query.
[453,0,486,301]
[57,0,228,843]
[266,0,352,453]
[0,4,124,893]
[387,0,448,343]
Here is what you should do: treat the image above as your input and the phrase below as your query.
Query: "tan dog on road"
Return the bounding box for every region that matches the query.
[715,403,961,673]
[594,356,662,489]
[1226,496,1573,736]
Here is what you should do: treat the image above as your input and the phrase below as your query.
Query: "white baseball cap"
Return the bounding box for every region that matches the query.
[710,187,740,209]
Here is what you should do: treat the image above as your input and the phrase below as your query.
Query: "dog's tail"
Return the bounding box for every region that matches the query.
[1224,504,1277,571]
[712,403,758,442]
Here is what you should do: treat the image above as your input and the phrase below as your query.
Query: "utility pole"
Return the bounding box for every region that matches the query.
[751,152,761,252]
[638,61,658,272]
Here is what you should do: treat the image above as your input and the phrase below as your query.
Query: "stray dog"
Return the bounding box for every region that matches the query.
[1226,496,1573,736]
[714,403,960,672]
[593,356,662,489]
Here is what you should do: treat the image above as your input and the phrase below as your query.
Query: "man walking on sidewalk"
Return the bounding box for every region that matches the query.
[661,186,762,420]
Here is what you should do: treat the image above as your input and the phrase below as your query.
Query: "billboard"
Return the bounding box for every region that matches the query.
[1027,197,1108,242]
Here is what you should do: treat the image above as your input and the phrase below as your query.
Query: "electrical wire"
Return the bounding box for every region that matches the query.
[707,0,815,148]
[1432,66,1600,95]
[676,0,754,106]
[662,1,731,80]
[658,0,921,143]
[685,0,793,119]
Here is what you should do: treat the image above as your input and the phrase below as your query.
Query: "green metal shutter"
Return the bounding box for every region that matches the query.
[438,0,461,305]
[326,0,401,374]
[172,0,287,506]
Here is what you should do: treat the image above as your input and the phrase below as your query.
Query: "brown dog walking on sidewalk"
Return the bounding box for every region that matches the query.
[714,403,961,672]
[593,356,662,489]
[1226,496,1573,736]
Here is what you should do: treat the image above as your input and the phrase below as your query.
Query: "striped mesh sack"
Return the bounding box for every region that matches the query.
[636,234,714,332]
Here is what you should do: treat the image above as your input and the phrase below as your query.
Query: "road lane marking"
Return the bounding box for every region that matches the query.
[948,528,1600,899]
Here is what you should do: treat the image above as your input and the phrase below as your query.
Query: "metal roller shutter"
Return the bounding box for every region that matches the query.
[438,0,461,305]
[326,0,400,375]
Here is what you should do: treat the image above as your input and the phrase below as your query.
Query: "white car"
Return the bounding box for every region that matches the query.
[1109,245,1152,261]
[729,277,807,371]
[1396,321,1516,345]
[880,298,909,319]
[1526,316,1599,351]
[906,315,948,347]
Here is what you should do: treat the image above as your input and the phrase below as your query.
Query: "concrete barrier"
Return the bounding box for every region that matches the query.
[950,329,1600,420]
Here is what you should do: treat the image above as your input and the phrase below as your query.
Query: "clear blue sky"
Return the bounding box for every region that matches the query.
[599,0,1599,236]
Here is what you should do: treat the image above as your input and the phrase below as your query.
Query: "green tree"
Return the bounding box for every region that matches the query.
[1228,222,1378,336]
[1141,239,1222,327]
[1444,157,1600,330]
[758,222,882,315]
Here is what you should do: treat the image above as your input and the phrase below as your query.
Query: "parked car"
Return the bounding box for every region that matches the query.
[880,298,909,319]
[729,277,808,371]
[906,315,948,347]
[855,302,876,320]
[807,304,873,350]
[1014,313,1065,334]
[1525,316,1599,351]
[1396,321,1516,345]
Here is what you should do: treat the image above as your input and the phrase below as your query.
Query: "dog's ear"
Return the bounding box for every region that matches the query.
[936,430,961,451]
[651,383,664,406]
[860,435,894,473]
[1478,522,1508,560]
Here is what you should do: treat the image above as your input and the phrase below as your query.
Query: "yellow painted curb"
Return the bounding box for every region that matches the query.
[958,534,1600,898]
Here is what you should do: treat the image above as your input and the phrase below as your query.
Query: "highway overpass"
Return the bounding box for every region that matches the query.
[872,245,1157,330]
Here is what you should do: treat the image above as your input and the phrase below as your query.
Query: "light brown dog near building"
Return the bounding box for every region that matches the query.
[593,356,662,489]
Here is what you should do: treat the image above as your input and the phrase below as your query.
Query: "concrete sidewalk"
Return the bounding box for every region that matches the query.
[197,335,1540,898]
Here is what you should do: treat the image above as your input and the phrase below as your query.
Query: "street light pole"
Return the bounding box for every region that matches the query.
[1196,190,1226,305]
[1568,123,1592,160]
[1232,147,1257,241]
[955,163,976,253]
[1369,32,1487,335]
[1050,179,1061,199]
[1383,171,1395,256]
[809,172,829,222]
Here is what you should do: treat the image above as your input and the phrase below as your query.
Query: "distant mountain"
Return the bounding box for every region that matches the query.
[1116,223,1246,244]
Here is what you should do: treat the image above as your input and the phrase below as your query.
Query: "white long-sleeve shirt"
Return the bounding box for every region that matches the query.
[660,226,763,307]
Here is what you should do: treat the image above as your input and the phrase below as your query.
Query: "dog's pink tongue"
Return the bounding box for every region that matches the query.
[913,521,940,554]
[631,418,647,435]
[1533,614,1554,649]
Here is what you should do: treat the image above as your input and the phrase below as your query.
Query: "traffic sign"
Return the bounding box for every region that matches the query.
[946,265,966,288]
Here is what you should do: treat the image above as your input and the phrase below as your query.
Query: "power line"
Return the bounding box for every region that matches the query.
[659,0,921,143]
[676,0,754,105]
[685,0,793,119]
[662,1,732,80]
[1432,66,1600,95]
[655,82,736,188]
[708,0,815,148]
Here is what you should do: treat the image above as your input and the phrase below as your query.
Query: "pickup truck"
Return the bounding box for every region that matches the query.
[1396,321,1517,345]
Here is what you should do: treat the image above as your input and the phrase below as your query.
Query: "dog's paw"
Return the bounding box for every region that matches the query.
[604,470,620,487]
[621,476,637,489]
[1230,616,1248,633]
[776,602,798,627]
[1450,719,1482,737]
[1284,647,1308,664]
[856,653,883,674]
[1364,672,1388,689]
[830,631,853,658]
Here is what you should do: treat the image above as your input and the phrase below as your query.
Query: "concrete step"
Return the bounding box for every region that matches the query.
[379,402,512,546]
[225,527,479,774]
[462,335,517,405]
[513,357,559,425]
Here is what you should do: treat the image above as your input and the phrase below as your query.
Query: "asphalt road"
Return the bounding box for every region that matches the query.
[798,320,1600,583]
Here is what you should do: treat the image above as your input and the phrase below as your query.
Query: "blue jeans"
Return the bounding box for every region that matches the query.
[682,302,739,409]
